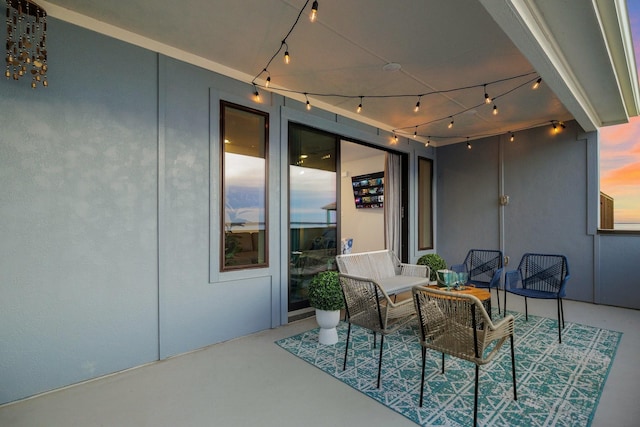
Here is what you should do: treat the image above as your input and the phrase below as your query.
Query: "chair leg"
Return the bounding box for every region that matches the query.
[377,335,384,388]
[473,364,479,427]
[419,346,426,407]
[343,323,352,370]
[510,334,517,401]
[503,288,507,317]
[557,298,562,344]
[560,298,565,328]
[495,287,501,315]
[524,297,528,321]
[441,352,445,374]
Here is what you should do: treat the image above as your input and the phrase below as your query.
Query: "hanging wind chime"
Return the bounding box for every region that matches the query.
[5,0,48,88]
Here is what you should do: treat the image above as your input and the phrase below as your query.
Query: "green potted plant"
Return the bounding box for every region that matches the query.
[308,270,344,345]
[417,253,447,283]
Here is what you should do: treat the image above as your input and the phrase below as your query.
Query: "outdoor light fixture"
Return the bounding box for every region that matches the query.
[5,0,48,88]
[493,105,498,115]
[357,97,362,113]
[532,78,542,90]
[310,1,318,22]
[283,42,290,64]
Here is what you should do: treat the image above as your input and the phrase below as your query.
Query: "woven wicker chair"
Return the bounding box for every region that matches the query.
[503,253,570,343]
[339,273,417,388]
[412,285,517,427]
[451,249,504,313]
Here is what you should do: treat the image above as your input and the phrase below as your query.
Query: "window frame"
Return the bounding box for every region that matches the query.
[220,100,269,271]
[417,156,434,250]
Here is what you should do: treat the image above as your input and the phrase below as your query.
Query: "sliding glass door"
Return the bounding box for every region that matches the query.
[288,124,338,312]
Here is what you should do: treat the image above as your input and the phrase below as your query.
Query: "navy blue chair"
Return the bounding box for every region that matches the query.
[503,253,570,343]
[451,249,504,313]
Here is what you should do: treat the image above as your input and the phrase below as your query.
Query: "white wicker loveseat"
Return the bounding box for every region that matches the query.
[335,250,430,295]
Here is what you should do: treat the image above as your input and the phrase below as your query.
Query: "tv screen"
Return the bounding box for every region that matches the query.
[351,171,384,209]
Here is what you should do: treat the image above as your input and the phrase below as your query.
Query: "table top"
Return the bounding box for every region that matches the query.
[426,284,491,301]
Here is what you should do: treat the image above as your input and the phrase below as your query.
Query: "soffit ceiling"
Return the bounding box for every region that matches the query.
[40,0,639,146]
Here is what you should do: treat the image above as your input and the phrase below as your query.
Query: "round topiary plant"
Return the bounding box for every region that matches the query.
[417,254,447,281]
[308,270,345,311]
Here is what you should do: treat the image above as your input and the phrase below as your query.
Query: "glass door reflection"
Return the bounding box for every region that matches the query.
[288,124,338,312]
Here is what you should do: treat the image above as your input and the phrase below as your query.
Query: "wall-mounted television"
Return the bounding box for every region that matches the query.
[351,171,384,209]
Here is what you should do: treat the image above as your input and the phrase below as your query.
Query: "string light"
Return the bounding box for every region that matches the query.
[391,121,563,148]
[532,78,542,90]
[248,0,547,142]
[253,85,261,102]
[493,105,498,115]
[284,45,290,64]
[413,127,418,138]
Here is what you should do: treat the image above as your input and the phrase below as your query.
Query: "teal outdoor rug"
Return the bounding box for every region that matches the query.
[276,311,621,427]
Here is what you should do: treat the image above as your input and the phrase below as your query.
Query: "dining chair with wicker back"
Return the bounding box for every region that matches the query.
[412,285,517,427]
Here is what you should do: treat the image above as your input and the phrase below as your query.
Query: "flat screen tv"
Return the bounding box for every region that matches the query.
[351,171,384,209]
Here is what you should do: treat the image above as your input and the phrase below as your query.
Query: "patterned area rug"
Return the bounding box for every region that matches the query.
[276,311,621,427]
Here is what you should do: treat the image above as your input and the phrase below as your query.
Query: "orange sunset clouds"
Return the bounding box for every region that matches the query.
[598,2,640,227]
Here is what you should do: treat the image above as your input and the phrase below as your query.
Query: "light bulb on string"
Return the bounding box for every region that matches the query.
[532,78,542,90]
[414,96,421,113]
[510,132,515,142]
[413,127,418,138]
[484,84,491,104]
[448,118,454,129]
[552,122,558,133]
[467,138,472,149]
[493,105,498,115]
[283,42,290,64]
[253,85,261,102]
[357,97,363,113]
[261,68,271,88]
[310,1,318,22]
[425,137,431,148]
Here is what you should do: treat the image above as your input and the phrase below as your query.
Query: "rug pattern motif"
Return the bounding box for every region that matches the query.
[276,311,621,427]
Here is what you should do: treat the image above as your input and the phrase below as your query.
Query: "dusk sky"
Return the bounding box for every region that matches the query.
[599,1,640,225]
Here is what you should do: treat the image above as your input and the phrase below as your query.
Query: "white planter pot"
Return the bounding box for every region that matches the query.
[315,309,340,345]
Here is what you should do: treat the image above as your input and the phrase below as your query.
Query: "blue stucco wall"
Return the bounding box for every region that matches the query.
[436,121,640,309]
[0,19,159,403]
